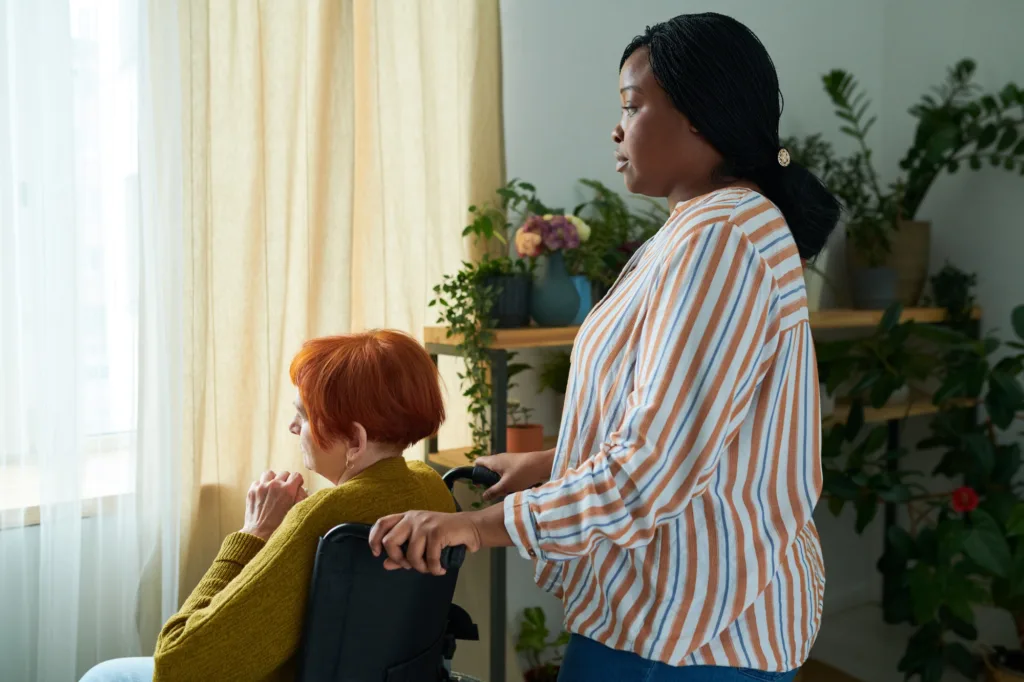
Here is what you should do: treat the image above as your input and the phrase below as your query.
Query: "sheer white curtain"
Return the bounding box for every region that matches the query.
[0,0,182,679]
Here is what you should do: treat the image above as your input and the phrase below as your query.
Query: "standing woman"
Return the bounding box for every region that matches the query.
[370,13,838,682]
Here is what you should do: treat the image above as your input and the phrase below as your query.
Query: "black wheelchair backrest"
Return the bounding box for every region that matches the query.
[296,523,459,682]
[295,466,497,682]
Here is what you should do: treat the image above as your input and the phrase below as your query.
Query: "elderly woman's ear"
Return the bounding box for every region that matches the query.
[343,423,369,470]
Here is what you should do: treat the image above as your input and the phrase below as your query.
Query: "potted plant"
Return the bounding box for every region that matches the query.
[506,400,544,454]
[463,180,552,328]
[514,213,592,327]
[565,179,668,314]
[515,607,570,682]
[818,301,1024,682]
[430,181,546,461]
[814,60,1024,308]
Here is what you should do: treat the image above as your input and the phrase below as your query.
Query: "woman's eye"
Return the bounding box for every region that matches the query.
[622,106,637,116]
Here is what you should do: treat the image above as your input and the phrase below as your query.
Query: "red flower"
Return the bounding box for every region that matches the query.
[951,486,979,513]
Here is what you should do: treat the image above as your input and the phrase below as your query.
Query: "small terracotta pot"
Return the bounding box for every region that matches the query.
[506,424,544,453]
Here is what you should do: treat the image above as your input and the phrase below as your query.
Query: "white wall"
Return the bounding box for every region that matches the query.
[498,0,1024,676]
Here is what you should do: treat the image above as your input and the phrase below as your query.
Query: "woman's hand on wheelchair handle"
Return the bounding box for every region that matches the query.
[369,506,511,575]
[476,448,555,503]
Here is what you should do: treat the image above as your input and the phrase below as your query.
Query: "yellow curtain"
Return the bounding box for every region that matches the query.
[176,0,503,622]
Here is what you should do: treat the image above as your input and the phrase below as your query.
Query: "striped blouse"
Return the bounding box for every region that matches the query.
[504,188,825,672]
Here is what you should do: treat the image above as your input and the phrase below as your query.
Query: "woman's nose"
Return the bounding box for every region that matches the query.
[611,123,624,144]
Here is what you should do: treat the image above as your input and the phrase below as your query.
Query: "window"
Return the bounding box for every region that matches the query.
[1,0,140,515]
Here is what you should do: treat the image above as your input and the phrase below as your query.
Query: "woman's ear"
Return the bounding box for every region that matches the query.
[344,423,369,467]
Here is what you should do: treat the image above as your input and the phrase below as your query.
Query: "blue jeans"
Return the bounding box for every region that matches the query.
[79,657,154,682]
[558,636,798,682]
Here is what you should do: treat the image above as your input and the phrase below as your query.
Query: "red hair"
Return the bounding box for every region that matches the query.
[289,330,445,450]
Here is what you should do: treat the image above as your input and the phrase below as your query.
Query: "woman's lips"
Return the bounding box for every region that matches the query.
[615,155,629,172]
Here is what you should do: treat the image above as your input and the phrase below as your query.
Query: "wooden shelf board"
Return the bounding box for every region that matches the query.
[825,396,974,426]
[431,399,974,470]
[428,435,558,470]
[423,308,981,350]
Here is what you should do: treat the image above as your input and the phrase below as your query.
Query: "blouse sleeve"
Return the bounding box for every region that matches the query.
[504,221,780,561]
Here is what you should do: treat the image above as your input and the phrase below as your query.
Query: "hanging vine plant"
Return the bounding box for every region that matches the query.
[430,180,545,460]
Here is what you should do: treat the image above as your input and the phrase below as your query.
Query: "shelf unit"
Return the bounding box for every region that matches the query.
[422,306,981,351]
[423,307,980,682]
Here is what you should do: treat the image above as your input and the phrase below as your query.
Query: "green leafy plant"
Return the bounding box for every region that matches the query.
[924,262,978,331]
[537,351,571,395]
[464,179,554,246]
[567,179,667,286]
[795,60,1024,266]
[515,607,570,682]
[507,399,535,427]
[818,302,1024,681]
[431,181,545,462]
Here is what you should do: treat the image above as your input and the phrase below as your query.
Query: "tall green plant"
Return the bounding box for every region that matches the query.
[818,303,1024,681]
[814,60,1024,266]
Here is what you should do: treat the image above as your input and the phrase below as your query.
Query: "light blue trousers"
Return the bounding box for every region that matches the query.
[79,657,154,682]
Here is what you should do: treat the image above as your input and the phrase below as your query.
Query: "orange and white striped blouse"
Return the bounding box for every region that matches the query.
[505,188,825,672]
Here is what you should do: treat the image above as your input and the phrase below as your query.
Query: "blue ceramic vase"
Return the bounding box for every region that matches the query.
[570,275,593,325]
[530,252,580,327]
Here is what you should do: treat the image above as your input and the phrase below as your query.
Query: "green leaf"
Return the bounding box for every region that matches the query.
[1012,305,1024,341]
[1015,139,1024,156]
[945,642,980,678]
[827,495,845,517]
[969,155,982,170]
[922,654,944,682]
[855,495,878,533]
[945,159,959,173]
[1007,503,1024,536]
[940,605,977,640]
[880,303,903,332]
[937,518,967,561]
[908,564,941,624]
[845,400,864,441]
[887,525,916,561]
[824,469,861,500]
[978,124,998,149]
[1006,157,1017,171]
[991,370,1024,406]
[998,127,1019,152]
[963,432,995,475]
[964,508,1013,577]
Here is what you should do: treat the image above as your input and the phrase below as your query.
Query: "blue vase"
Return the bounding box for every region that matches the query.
[570,275,593,325]
[530,252,581,327]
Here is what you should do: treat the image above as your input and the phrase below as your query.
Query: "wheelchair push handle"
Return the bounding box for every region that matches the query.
[442,465,501,491]
[394,541,466,572]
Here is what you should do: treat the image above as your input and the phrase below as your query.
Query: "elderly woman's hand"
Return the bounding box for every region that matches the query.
[241,470,307,541]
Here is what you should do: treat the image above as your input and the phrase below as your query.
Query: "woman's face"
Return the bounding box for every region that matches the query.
[612,47,719,202]
[289,392,347,482]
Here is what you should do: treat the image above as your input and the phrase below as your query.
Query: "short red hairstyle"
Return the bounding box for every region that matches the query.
[289,330,445,450]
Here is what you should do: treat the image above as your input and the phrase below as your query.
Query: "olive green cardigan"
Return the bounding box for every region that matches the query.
[153,458,456,681]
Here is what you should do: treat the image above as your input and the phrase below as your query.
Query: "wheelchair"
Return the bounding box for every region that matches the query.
[295,465,500,682]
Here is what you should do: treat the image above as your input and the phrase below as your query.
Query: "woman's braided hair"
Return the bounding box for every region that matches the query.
[622,13,839,259]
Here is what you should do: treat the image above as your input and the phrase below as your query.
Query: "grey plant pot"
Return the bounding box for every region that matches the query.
[851,266,899,310]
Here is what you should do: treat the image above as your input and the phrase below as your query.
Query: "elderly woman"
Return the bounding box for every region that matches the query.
[81,330,456,682]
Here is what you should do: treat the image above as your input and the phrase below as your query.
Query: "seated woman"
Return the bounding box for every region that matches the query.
[81,330,456,682]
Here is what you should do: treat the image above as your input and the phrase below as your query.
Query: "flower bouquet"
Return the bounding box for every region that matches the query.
[514,214,591,259]
[513,214,592,327]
